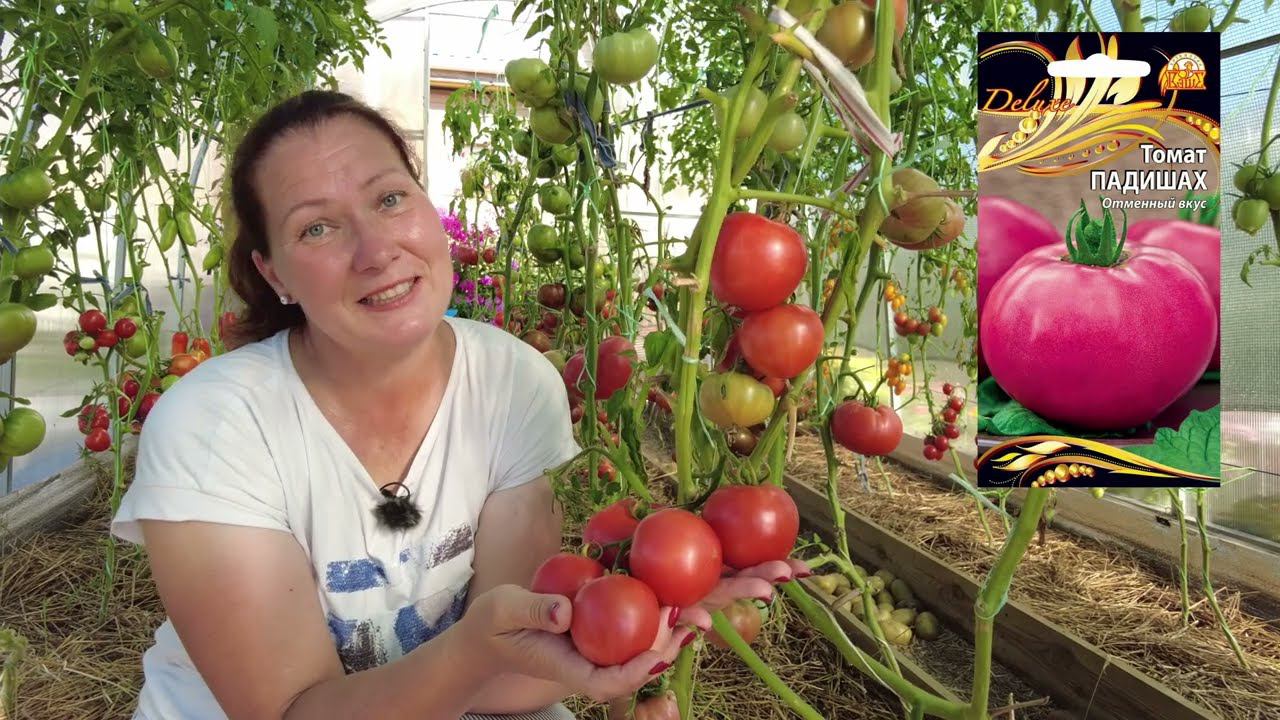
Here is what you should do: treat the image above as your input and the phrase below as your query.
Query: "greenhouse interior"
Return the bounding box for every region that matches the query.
[0,0,1278,718]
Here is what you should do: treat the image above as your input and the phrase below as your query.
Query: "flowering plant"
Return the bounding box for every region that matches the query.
[440,209,513,325]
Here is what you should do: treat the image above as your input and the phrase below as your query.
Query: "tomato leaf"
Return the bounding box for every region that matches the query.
[1125,407,1220,478]
[976,377,1130,438]
[23,293,57,312]
[643,329,673,369]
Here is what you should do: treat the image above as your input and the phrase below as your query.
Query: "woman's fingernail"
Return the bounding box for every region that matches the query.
[680,632,696,648]
[550,602,561,624]
[649,661,671,675]
[757,594,774,603]
[797,570,813,578]
[775,575,791,583]
[669,607,680,628]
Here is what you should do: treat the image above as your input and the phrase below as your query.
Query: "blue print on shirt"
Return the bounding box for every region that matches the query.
[325,558,389,593]
[394,586,469,654]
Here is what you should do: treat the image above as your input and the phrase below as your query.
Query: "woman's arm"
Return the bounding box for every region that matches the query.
[140,519,493,720]
[464,476,577,714]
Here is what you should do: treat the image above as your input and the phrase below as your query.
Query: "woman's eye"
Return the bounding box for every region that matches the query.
[381,191,405,208]
[301,223,327,239]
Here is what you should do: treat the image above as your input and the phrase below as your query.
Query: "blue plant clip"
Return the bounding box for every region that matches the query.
[566,89,617,170]
[0,236,17,255]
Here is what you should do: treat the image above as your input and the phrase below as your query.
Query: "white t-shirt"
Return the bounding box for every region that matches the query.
[111,317,580,720]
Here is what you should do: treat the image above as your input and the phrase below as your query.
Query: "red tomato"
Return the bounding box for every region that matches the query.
[583,498,641,569]
[570,575,660,667]
[191,338,212,357]
[168,353,199,377]
[562,336,635,400]
[456,246,479,265]
[756,375,786,398]
[628,508,723,608]
[736,304,824,379]
[113,317,137,339]
[135,392,161,422]
[706,599,764,649]
[710,213,808,311]
[700,484,799,570]
[120,375,141,399]
[85,428,111,452]
[538,283,567,309]
[95,329,119,348]
[79,404,110,435]
[830,401,903,456]
[482,247,497,263]
[522,330,552,353]
[530,553,606,599]
[117,395,131,417]
[79,309,107,335]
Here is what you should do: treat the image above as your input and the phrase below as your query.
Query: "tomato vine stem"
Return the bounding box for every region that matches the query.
[708,610,827,720]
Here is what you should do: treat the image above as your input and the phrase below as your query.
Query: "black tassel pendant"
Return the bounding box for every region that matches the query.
[374,481,422,530]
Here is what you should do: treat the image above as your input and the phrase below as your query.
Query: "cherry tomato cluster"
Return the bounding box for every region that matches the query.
[950,267,969,292]
[531,483,799,667]
[884,352,913,397]
[893,305,947,339]
[1232,162,1280,235]
[63,310,138,361]
[77,372,162,453]
[922,383,965,461]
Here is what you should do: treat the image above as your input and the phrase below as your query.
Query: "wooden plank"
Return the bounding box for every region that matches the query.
[0,436,135,555]
[786,474,1221,720]
[798,577,964,705]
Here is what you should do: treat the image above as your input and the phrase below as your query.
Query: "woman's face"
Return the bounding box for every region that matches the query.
[251,114,452,353]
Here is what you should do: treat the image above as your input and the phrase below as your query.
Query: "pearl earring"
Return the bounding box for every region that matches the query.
[279,294,293,305]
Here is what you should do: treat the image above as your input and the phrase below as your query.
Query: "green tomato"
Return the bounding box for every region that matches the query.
[550,143,578,167]
[534,158,558,179]
[0,303,37,356]
[543,349,568,372]
[0,407,45,457]
[539,184,573,215]
[505,58,558,107]
[1260,173,1280,211]
[135,35,178,80]
[713,84,768,140]
[565,241,586,270]
[1170,4,1213,31]
[1234,163,1267,196]
[88,0,137,31]
[13,245,55,280]
[527,224,563,264]
[767,111,808,153]
[530,107,573,145]
[512,130,533,158]
[0,166,54,211]
[1233,197,1270,236]
[592,28,659,86]
[122,332,149,359]
[461,167,485,197]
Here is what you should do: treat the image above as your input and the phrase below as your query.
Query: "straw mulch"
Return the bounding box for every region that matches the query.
[785,431,1280,720]
[0,454,159,720]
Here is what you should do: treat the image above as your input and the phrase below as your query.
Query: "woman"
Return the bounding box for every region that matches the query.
[111,90,806,720]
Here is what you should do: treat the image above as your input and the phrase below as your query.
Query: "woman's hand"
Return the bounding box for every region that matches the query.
[676,558,812,631]
[460,584,697,703]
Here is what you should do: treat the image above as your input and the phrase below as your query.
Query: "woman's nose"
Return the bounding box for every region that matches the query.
[350,214,400,271]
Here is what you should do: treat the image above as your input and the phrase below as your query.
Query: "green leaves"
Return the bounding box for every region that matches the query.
[976,377,1131,438]
[1126,406,1220,478]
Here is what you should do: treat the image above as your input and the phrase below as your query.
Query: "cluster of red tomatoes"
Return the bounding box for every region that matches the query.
[63,309,142,361]
[77,371,161,453]
[710,213,823,382]
[453,244,497,266]
[561,335,636,417]
[530,482,799,668]
[923,383,965,461]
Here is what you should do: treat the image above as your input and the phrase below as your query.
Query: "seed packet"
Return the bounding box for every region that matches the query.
[974,32,1220,490]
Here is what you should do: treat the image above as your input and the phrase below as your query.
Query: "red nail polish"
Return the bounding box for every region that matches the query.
[680,632,696,648]
[797,571,813,578]
[549,602,561,624]
[649,661,671,675]
[775,576,791,583]
[669,607,680,628]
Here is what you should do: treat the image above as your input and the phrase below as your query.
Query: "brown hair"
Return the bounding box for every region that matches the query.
[224,90,423,349]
